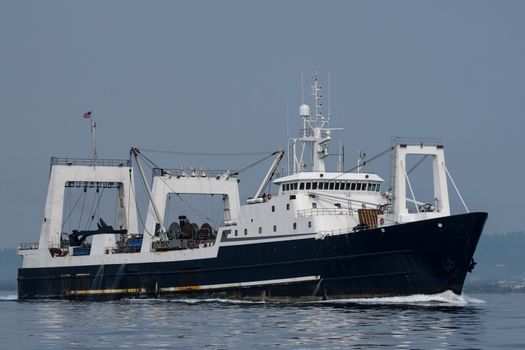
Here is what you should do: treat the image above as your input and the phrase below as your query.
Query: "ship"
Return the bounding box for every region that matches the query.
[17,75,487,300]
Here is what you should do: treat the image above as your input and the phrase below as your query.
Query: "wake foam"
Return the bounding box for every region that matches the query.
[170,298,264,305]
[123,297,264,305]
[322,290,485,306]
[122,291,485,306]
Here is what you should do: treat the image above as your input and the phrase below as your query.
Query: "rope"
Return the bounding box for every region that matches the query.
[138,148,273,157]
[127,173,132,232]
[61,190,85,231]
[335,146,394,178]
[401,160,419,213]
[174,193,213,222]
[136,147,278,177]
[233,151,279,175]
[407,154,429,175]
[443,163,470,213]
[77,189,87,228]
[131,148,279,230]
[84,189,99,229]
[128,171,154,237]
[87,187,105,229]
[134,153,212,222]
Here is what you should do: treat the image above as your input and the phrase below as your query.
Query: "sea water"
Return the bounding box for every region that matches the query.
[0,291,523,349]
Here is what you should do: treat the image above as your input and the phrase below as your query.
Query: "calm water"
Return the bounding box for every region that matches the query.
[0,292,523,349]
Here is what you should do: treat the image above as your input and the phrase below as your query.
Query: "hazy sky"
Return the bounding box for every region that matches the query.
[1,1,524,247]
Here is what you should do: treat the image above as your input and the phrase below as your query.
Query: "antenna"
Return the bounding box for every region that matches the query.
[312,72,323,123]
[286,99,290,174]
[357,150,366,173]
[301,72,304,104]
[338,139,343,172]
[328,72,331,119]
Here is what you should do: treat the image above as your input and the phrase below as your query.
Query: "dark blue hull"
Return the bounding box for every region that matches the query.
[18,212,487,301]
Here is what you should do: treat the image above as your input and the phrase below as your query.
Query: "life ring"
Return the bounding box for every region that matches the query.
[379,218,384,225]
[267,194,272,200]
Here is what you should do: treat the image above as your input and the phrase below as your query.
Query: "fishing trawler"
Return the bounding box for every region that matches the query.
[17,75,487,300]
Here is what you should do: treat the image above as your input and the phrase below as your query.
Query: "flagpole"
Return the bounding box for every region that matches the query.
[91,119,97,166]
[83,111,96,168]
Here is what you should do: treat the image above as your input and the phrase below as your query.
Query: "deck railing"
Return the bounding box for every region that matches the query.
[19,242,39,250]
[51,157,131,167]
[297,208,353,218]
[152,167,238,178]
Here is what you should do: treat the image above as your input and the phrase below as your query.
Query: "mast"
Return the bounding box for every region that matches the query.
[290,73,342,174]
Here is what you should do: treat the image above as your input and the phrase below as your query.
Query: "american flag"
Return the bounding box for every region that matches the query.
[82,111,92,119]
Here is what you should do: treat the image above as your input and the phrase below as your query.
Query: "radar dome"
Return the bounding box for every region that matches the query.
[299,104,310,117]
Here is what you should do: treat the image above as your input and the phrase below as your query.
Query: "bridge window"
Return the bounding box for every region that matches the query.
[329,182,335,190]
[334,182,340,190]
[363,183,368,191]
[312,182,317,190]
[293,182,298,190]
[356,183,361,190]
[376,184,381,192]
[306,182,311,190]
[324,182,329,190]
[345,182,351,190]
[299,182,305,190]
[282,184,285,192]
[351,182,356,190]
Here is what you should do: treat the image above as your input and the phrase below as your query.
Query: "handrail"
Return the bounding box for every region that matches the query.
[152,167,238,178]
[316,227,354,239]
[19,242,39,250]
[51,157,131,167]
[391,136,443,147]
[297,208,353,217]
